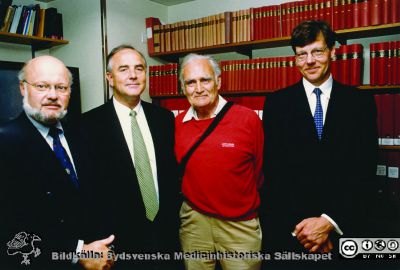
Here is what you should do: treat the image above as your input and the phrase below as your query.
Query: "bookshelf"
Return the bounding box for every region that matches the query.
[150,22,400,62]
[0,31,68,51]
[380,146,400,151]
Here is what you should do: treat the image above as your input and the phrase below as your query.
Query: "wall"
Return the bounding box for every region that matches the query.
[106,0,168,102]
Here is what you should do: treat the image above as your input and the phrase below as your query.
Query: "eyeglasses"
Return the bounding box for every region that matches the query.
[23,80,70,94]
[295,46,328,62]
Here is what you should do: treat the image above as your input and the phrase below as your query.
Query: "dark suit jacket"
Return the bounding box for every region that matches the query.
[81,100,180,259]
[261,80,378,253]
[0,113,92,269]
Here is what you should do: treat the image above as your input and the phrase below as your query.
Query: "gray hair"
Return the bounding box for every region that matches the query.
[18,61,73,85]
[179,53,221,86]
[106,44,147,72]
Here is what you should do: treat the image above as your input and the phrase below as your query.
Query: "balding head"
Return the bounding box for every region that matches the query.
[19,55,72,125]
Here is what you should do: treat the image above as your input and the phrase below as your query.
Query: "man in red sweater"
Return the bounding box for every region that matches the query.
[175,53,264,270]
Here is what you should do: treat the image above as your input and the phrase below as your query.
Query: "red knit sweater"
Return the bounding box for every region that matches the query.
[175,104,264,220]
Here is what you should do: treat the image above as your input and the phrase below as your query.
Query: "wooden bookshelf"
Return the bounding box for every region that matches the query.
[151,85,400,98]
[0,32,68,51]
[380,145,400,150]
[150,23,400,62]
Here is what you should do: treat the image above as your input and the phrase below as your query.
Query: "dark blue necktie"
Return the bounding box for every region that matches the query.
[48,127,79,188]
[313,88,323,140]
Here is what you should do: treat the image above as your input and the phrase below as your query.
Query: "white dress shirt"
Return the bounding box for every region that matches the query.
[113,97,159,199]
[182,95,227,122]
[302,74,333,124]
[302,75,343,236]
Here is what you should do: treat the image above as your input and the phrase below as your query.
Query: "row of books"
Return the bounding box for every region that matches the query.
[331,44,364,86]
[375,94,400,146]
[370,41,400,86]
[0,1,63,39]
[149,44,365,96]
[377,151,400,180]
[149,63,179,97]
[146,0,400,53]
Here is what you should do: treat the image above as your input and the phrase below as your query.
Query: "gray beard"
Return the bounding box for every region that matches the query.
[22,95,67,125]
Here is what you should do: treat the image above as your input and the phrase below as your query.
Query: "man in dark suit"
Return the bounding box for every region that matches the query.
[82,45,180,269]
[261,20,378,267]
[0,56,114,270]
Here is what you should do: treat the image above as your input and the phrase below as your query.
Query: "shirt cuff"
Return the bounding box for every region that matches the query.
[321,213,344,235]
[72,240,84,264]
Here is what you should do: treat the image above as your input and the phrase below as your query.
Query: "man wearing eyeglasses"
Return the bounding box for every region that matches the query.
[0,55,115,270]
[261,20,377,267]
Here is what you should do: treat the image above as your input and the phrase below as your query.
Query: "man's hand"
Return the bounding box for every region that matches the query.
[293,217,334,253]
[79,234,115,270]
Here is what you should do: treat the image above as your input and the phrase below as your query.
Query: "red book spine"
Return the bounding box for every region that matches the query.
[360,0,370,27]
[220,61,226,92]
[391,0,399,23]
[245,59,251,92]
[281,57,288,89]
[349,44,363,86]
[331,49,339,81]
[346,0,353,29]
[394,94,400,145]
[374,95,382,144]
[281,3,288,37]
[382,0,390,25]
[338,45,349,84]
[370,42,378,85]
[254,7,260,40]
[145,17,161,55]
[149,66,154,96]
[303,0,310,22]
[387,41,394,85]
[339,0,346,29]
[271,58,276,91]
[370,0,382,25]
[155,66,161,96]
[397,41,400,85]
[260,59,266,90]
[276,57,282,90]
[276,6,281,38]
[392,42,398,86]
[262,6,268,39]
[325,0,333,26]
[353,0,361,28]
[173,63,178,95]
[265,58,271,91]
[333,0,340,30]
[249,59,255,92]
[380,94,395,145]
[377,42,388,85]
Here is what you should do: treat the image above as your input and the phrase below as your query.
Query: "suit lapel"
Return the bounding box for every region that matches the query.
[16,114,76,191]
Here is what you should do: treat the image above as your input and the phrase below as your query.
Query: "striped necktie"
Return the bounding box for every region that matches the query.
[48,127,79,188]
[313,88,323,140]
[130,110,159,221]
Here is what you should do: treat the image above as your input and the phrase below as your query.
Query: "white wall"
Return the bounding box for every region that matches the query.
[49,0,103,112]
[106,0,168,102]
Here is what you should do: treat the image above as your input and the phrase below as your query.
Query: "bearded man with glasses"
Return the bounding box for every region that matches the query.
[260,20,378,269]
[0,55,114,270]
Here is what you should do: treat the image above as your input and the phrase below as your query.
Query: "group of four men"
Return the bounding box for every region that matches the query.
[1,20,377,270]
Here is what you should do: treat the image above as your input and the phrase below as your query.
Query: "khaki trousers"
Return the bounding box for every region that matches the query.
[179,201,262,270]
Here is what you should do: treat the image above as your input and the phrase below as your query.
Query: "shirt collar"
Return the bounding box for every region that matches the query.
[302,74,333,99]
[113,96,142,116]
[182,95,227,122]
[25,112,63,138]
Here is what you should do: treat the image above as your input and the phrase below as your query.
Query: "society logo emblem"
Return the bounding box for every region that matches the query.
[340,240,358,258]
[6,232,41,265]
